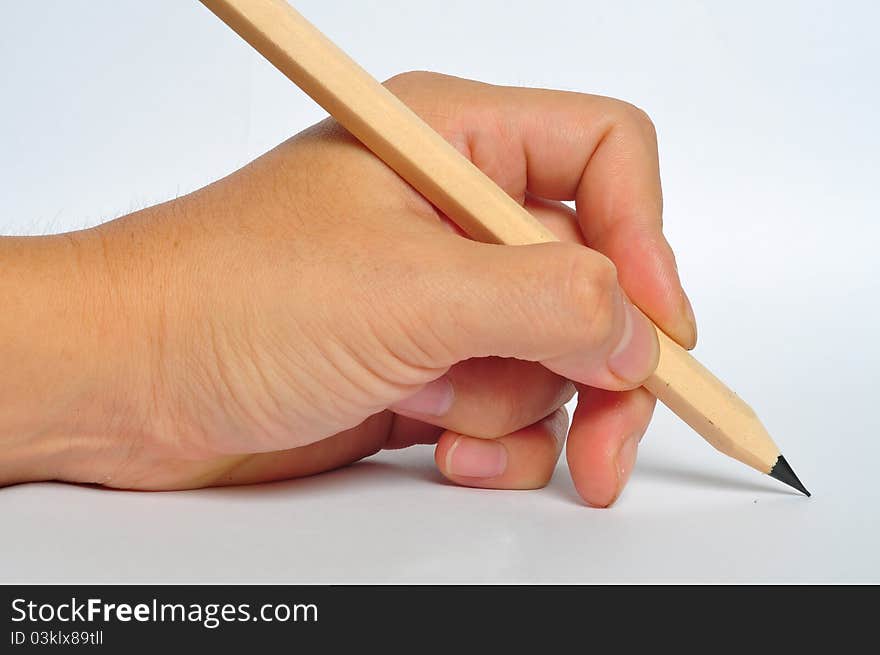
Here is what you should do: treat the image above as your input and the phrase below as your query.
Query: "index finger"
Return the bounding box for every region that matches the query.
[386,72,697,348]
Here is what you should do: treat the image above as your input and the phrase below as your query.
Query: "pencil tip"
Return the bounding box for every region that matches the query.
[769,455,811,497]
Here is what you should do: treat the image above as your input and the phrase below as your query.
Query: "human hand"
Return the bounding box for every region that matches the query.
[1,72,696,506]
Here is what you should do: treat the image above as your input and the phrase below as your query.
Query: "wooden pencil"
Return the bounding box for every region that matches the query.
[198,0,809,496]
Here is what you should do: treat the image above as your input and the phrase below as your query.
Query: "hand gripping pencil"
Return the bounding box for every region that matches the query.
[198,0,810,497]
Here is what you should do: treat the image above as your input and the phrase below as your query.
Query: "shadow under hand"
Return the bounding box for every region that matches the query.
[197,452,445,501]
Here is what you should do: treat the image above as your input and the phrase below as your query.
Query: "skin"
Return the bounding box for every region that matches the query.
[0,72,696,507]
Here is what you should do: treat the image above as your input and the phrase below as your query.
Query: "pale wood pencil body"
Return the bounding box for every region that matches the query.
[200,0,782,474]
[644,331,778,472]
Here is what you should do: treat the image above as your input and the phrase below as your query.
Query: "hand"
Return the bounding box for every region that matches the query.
[0,72,696,506]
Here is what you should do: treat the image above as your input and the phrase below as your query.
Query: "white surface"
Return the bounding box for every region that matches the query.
[2,0,878,582]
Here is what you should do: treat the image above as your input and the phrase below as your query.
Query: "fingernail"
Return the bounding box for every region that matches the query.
[607,298,659,384]
[681,291,698,348]
[391,376,454,416]
[446,436,508,479]
[610,433,640,505]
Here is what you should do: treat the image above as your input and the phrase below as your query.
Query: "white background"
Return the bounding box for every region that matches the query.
[1,1,878,582]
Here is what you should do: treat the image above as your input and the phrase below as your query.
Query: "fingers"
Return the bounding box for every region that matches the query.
[386,72,696,349]
[566,385,656,507]
[391,356,574,438]
[572,110,697,349]
[406,238,658,391]
[390,200,577,438]
[434,406,568,490]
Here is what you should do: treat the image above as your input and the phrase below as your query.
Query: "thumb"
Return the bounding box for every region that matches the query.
[415,241,659,391]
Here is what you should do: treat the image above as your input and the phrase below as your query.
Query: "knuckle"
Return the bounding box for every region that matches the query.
[622,102,658,141]
[550,245,620,350]
[602,97,657,141]
[381,72,464,136]
[486,394,527,439]
[383,70,441,97]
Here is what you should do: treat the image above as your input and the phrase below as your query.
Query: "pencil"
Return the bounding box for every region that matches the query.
[198,0,810,497]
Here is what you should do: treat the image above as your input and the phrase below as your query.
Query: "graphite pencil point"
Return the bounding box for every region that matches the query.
[768,455,811,497]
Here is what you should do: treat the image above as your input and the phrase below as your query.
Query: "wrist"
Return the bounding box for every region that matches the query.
[0,229,154,486]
